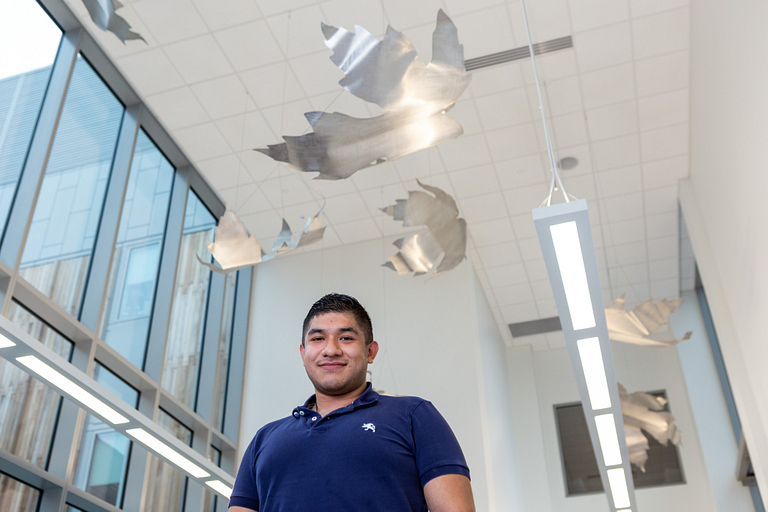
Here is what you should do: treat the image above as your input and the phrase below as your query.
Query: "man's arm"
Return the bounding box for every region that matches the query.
[228,507,257,512]
[424,474,475,512]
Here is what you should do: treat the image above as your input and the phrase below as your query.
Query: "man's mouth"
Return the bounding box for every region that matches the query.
[318,361,346,369]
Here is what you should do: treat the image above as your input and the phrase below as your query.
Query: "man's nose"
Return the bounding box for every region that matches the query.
[322,337,343,355]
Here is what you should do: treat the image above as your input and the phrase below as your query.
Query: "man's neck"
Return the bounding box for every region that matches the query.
[313,382,368,417]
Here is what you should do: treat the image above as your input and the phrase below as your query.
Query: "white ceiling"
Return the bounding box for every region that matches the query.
[63,0,691,351]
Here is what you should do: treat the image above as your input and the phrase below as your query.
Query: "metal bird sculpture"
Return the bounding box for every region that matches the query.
[619,383,681,473]
[82,0,145,44]
[261,204,327,262]
[198,204,325,273]
[381,180,466,277]
[606,295,692,347]
[255,10,471,180]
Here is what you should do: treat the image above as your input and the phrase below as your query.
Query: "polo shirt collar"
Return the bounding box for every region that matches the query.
[294,383,379,417]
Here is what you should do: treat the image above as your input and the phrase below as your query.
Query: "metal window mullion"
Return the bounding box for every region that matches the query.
[222,267,252,442]
[183,429,210,512]
[0,29,80,271]
[195,272,225,423]
[144,167,190,381]
[79,104,141,332]
[122,388,159,512]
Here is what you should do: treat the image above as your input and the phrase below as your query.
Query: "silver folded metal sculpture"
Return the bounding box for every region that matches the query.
[606,295,692,347]
[255,10,471,180]
[82,0,145,44]
[198,204,325,273]
[619,383,681,472]
[382,180,466,277]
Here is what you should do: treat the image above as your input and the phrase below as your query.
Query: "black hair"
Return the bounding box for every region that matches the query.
[302,293,373,346]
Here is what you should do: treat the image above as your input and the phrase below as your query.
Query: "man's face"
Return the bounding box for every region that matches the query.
[300,312,378,397]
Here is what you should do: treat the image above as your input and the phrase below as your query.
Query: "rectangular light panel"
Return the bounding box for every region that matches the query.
[594,413,622,466]
[607,468,631,509]
[126,428,210,479]
[206,480,233,498]
[0,334,16,348]
[576,337,612,410]
[549,221,596,330]
[17,355,129,425]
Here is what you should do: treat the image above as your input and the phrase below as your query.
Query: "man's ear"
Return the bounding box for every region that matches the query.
[300,343,305,359]
[367,340,379,364]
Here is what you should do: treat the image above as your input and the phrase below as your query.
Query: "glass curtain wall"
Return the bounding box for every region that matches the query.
[0,0,61,235]
[0,2,250,510]
[144,409,192,512]
[0,301,72,468]
[19,55,124,317]
[100,130,174,368]
[162,191,215,408]
[211,272,237,431]
[0,473,41,512]
[73,363,139,507]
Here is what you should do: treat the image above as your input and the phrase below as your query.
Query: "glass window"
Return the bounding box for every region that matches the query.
[162,191,215,408]
[202,446,223,512]
[211,272,237,431]
[18,55,124,318]
[555,392,683,496]
[73,362,139,507]
[100,130,174,368]
[0,0,61,235]
[145,409,192,512]
[0,472,41,512]
[0,301,73,468]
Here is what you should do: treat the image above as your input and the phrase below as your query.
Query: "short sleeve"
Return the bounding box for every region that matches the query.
[229,439,260,510]
[411,400,470,487]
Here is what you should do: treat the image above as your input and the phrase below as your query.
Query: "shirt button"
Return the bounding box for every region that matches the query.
[299,411,305,416]
[312,417,318,421]
[293,412,299,417]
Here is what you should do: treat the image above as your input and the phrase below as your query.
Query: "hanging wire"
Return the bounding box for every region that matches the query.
[520,0,568,206]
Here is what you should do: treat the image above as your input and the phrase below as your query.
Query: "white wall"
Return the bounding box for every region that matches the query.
[505,340,718,511]
[671,290,754,511]
[687,0,768,494]
[239,236,520,511]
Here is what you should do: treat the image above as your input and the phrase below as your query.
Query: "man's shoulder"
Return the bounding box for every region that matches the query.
[246,414,295,449]
[376,393,430,414]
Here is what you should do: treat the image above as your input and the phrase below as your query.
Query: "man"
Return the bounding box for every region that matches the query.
[230,293,475,512]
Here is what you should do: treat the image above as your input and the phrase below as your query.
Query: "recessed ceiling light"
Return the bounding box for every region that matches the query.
[558,157,578,170]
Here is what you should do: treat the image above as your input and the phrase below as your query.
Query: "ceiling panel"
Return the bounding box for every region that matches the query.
[66,0,692,349]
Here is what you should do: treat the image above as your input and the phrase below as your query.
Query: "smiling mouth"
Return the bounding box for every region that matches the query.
[318,362,346,369]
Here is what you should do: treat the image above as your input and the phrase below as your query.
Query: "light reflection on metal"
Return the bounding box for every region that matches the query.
[198,205,263,274]
[606,295,692,347]
[619,383,682,473]
[82,0,145,44]
[262,203,327,261]
[255,10,471,180]
[198,204,326,273]
[382,180,466,277]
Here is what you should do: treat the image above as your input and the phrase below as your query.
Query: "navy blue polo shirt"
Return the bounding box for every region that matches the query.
[230,384,469,511]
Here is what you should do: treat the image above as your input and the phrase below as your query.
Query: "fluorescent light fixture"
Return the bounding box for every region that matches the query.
[549,221,596,330]
[16,355,129,425]
[206,480,233,498]
[126,428,210,479]
[576,337,611,410]
[0,334,16,348]
[607,468,631,509]
[594,413,622,466]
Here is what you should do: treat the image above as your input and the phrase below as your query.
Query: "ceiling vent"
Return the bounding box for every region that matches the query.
[465,35,573,72]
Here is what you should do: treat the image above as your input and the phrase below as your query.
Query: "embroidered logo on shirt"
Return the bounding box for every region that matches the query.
[362,423,376,432]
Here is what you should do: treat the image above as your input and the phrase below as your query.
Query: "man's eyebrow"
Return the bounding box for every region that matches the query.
[306,326,360,336]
